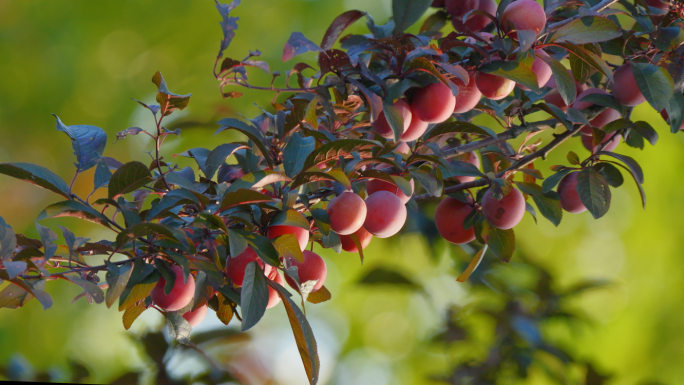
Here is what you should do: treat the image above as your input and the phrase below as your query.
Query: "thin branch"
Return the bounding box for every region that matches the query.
[547,0,619,30]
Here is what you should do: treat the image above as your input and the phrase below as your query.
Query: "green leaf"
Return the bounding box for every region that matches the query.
[456,245,487,282]
[567,151,580,165]
[0,163,70,198]
[539,55,577,106]
[240,261,269,331]
[228,229,248,259]
[666,92,684,134]
[479,221,515,262]
[4,261,27,280]
[303,139,381,170]
[105,261,134,308]
[306,285,331,304]
[273,234,305,263]
[632,121,659,146]
[271,210,310,229]
[557,42,613,83]
[549,16,621,44]
[410,169,443,197]
[64,274,105,304]
[152,71,192,116]
[204,143,247,180]
[270,281,320,385]
[53,115,107,172]
[392,0,432,34]
[122,303,146,330]
[382,100,404,142]
[215,118,274,169]
[425,121,494,141]
[516,182,562,226]
[576,167,611,219]
[219,189,273,211]
[631,63,674,112]
[284,134,316,178]
[358,267,420,288]
[38,200,112,228]
[115,222,183,249]
[231,229,280,267]
[542,168,573,193]
[0,217,16,261]
[35,223,58,261]
[0,282,33,309]
[108,161,153,199]
[310,208,331,236]
[595,152,644,184]
[164,312,195,346]
[479,56,539,93]
[593,163,624,188]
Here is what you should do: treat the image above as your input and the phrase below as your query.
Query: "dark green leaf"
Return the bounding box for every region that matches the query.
[516,182,563,226]
[557,42,613,83]
[410,169,443,197]
[576,167,611,219]
[53,115,107,172]
[38,200,112,228]
[632,121,658,146]
[539,55,577,106]
[35,223,57,261]
[595,152,644,184]
[358,267,420,289]
[593,163,623,188]
[105,261,134,308]
[231,229,280,267]
[93,158,112,190]
[310,208,331,236]
[4,261,27,280]
[108,161,153,199]
[215,118,274,169]
[425,121,493,141]
[0,163,70,198]
[64,274,105,304]
[0,217,16,261]
[392,0,432,34]
[165,312,195,346]
[219,189,273,211]
[204,143,247,180]
[631,62,674,112]
[549,16,621,44]
[302,139,381,170]
[240,261,269,331]
[284,134,316,178]
[666,92,684,134]
[115,223,183,249]
[542,168,573,193]
[480,221,515,262]
[271,210,310,229]
[479,55,539,93]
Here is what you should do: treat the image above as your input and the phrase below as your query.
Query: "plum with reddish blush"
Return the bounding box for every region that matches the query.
[151,265,196,312]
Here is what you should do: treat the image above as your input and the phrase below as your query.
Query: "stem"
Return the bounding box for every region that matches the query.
[68,171,79,196]
[155,102,172,191]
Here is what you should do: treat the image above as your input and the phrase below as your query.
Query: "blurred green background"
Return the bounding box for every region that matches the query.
[1,0,683,384]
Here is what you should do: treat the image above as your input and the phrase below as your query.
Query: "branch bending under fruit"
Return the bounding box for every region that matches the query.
[547,0,619,30]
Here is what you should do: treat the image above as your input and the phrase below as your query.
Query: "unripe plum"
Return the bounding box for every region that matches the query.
[476,69,516,101]
[501,0,547,39]
[581,132,621,153]
[435,196,476,244]
[660,109,684,130]
[339,227,373,253]
[366,178,414,204]
[151,265,196,312]
[363,191,408,238]
[401,113,429,142]
[327,191,367,235]
[266,267,284,309]
[411,81,456,123]
[285,250,327,292]
[453,74,482,113]
[372,99,412,138]
[454,152,480,183]
[182,304,208,328]
[227,247,265,287]
[572,88,621,134]
[611,64,646,107]
[447,0,496,32]
[482,187,526,230]
[558,172,587,214]
[267,225,309,251]
[517,50,552,91]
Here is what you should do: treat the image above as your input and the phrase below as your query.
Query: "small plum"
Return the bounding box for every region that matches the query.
[482,187,526,230]
[454,152,480,183]
[611,64,646,107]
[267,225,309,251]
[366,178,414,204]
[266,267,284,309]
[476,69,516,101]
[363,191,408,238]
[572,88,621,134]
[151,265,196,312]
[435,196,476,244]
[401,113,429,142]
[544,77,588,112]
[581,132,621,153]
[517,50,552,91]
[339,227,373,253]
[327,191,367,235]
[227,247,265,287]
[558,172,587,214]
[182,305,208,328]
[447,0,497,32]
[411,81,456,123]
[285,250,327,292]
[372,99,412,138]
[501,0,547,39]
[453,74,482,113]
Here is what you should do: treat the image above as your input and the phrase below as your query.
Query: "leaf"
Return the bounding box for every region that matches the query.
[310,208,331,236]
[122,303,146,330]
[410,169,443,197]
[556,42,614,83]
[108,161,153,199]
[631,62,674,112]
[480,222,515,262]
[152,71,192,116]
[219,189,273,211]
[270,210,310,229]
[549,16,621,44]
[64,274,105,304]
[231,229,280,266]
[38,200,112,228]
[348,78,383,122]
[105,261,134,308]
[270,281,320,385]
[302,139,381,170]
[593,163,624,188]
[456,245,487,282]
[0,282,33,309]
[53,115,107,172]
[358,267,420,289]
[215,118,274,169]
[240,261,269,331]
[284,134,316,178]
[273,234,305,263]
[35,223,58,261]
[392,0,432,34]
[516,182,563,227]
[632,121,658,146]
[307,285,332,304]
[282,32,323,61]
[595,152,644,184]
[0,217,16,261]
[542,168,573,193]
[227,171,292,192]
[540,55,577,106]
[215,293,235,325]
[383,100,406,142]
[228,229,248,259]
[4,261,27,280]
[576,167,611,219]
[0,163,70,198]
[93,158,113,190]
[666,92,684,134]
[204,143,247,180]
[165,312,195,346]
[425,121,493,140]
[115,222,183,249]
[215,0,241,57]
[567,151,580,165]
[321,10,365,49]
[479,55,539,93]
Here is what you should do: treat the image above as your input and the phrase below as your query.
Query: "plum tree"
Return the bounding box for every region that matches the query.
[151,265,196,312]
[482,187,526,230]
[226,247,265,287]
[339,227,373,253]
[476,67,516,100]
[267,225,310,251]
[446,0,496,33]
[612,64,646,107]
[363,191,408,238]
[517,50,552,91]
[182,305,208,328]
[285,250,327,292]
[453,74,482,113]
[366,178,413,204]
[327,191,367,235]
[572,88,621,133]
[558,172,587,214]
[501,0,547,38]
[410,81,456,123]
[434,197,476,244]
[372,99,412,138]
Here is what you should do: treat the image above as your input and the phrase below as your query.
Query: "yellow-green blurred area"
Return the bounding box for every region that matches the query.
[1,0,683,384]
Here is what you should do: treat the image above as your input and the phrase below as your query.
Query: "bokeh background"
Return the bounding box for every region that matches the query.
[0,0,683,384]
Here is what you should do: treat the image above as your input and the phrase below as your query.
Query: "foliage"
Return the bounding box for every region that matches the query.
[1,0,683,383]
